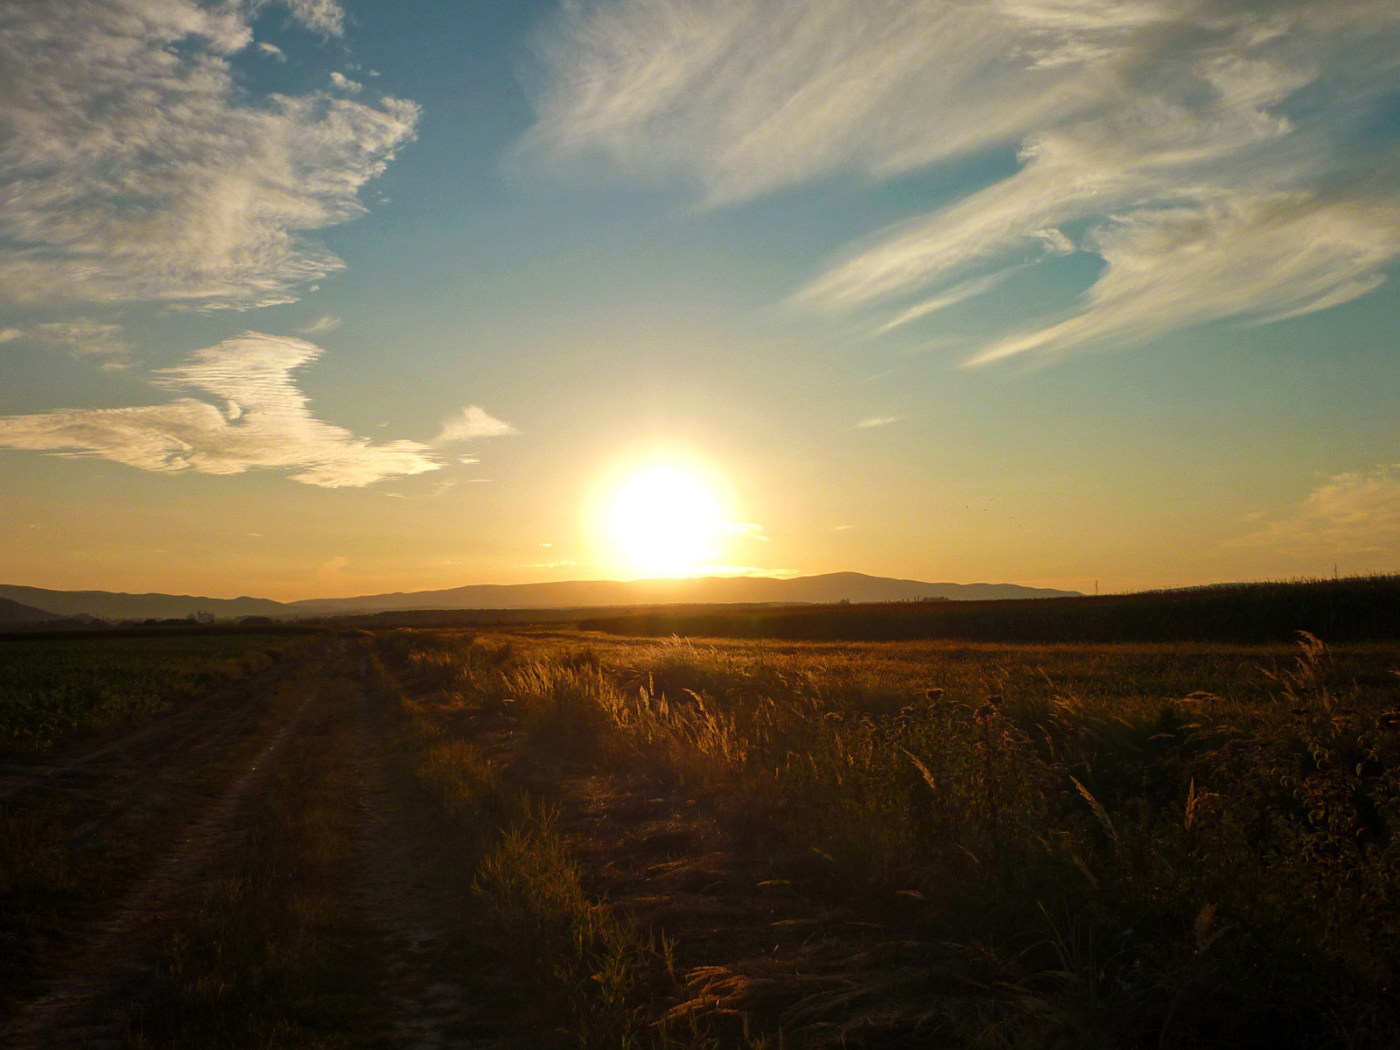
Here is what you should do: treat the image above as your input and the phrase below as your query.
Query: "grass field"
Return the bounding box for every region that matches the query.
[0,632,309,752]
[376,628,1400,1048]
[3,620,1399,1047]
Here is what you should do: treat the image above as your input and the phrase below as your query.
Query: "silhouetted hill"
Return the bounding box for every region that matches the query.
[0,575,1077,621]
[0,585,286,622]
[286,573,1079,614]
[0,597,61,623]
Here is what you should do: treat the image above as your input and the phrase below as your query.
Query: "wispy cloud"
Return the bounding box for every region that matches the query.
[1233,466,1400,558]
[870,274,1014,336]
[855,415,900,429]
[521,0,1110,203]
[525,0,1400,360]
[31,320,131,369]
[0,0,416,309]
[298,315,343,335]
[276,0,346,37]
[434,405,518,444]
[0,332,440,488]
[0,319,132,369]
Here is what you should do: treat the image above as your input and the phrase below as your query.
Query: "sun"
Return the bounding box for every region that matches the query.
[608,466,722,576]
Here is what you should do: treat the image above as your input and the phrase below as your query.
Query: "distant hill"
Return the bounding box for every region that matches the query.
[0,573,1079,621]
[285,573,1080,614]
[0,585,287,622]
[0,597,62,623]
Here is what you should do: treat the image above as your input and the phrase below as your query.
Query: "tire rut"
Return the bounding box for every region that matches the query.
[0,659,335,1049]
[350,667,511,1050]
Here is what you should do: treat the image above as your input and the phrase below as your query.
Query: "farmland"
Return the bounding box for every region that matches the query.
[2,623,1399,1047]
[0,630,313,752]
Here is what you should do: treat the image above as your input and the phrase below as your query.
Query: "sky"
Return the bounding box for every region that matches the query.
[1,0,1399,600]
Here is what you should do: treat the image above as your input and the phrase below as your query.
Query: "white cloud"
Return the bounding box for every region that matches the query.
[248,0,345,37]
[279,0,346,37]
[0,0,417,309]
[525,0,1400,359]
[871,274,1014,335]
[298,315,343,334]
[0,332,440,488]
[967,192,1400,364]
[434,405,518,444]
[521,0,1116,204]
[330,71,363,94]
[1234,466,1400,558]
[256,41,286,59]
[855,415,900,429]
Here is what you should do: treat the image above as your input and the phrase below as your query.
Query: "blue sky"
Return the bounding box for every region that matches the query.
[1,0,1399,599]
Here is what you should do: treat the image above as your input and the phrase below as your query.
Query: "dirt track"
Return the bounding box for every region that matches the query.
[1,645,340,1046]
[1,642,533,1048]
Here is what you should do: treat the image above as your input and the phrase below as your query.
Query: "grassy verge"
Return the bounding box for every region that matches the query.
[126,673,370,1049]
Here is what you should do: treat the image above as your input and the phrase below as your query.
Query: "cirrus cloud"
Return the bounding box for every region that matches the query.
[524,0,1400,362]
[0,0,417,310]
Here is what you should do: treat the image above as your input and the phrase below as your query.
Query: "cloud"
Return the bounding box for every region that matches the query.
[28,319,131,369]
[434,405,518,444]
[0,0,417,309]
[855,415,900,429]
[967,191,1400,364]
[1234,466,1400,558]
[298,315,343,334]
[521,0,1114,203]
[278,0,346,37]
[330,71,363,94]
[870,274,1015,335]
[0,332,440,487]
[525,0,1400,359]
[0,319,132,368]
[722,521,766,540]
[256,41,286,59]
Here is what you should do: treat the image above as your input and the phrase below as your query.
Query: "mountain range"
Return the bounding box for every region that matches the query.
[0,573,1081,623]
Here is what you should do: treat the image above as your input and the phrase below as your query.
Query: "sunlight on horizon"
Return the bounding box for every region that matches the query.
[607,466,722,577]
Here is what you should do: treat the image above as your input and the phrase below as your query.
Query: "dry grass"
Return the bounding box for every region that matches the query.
[376,628,1400,1049]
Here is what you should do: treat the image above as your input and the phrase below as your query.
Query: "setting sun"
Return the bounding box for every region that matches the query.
[608,466,721,576]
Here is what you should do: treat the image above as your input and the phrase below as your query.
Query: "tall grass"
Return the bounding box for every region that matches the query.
[370,638,721,1049]
[380,629,1400,1048]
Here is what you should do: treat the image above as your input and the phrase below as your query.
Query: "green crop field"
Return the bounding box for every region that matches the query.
[0,632,307,752]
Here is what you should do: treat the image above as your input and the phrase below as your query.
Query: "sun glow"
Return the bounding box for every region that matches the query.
[608,466,722,576]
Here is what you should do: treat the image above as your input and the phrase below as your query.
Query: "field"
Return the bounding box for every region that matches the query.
[0,630,312,752]
[2,622,1399,1047]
